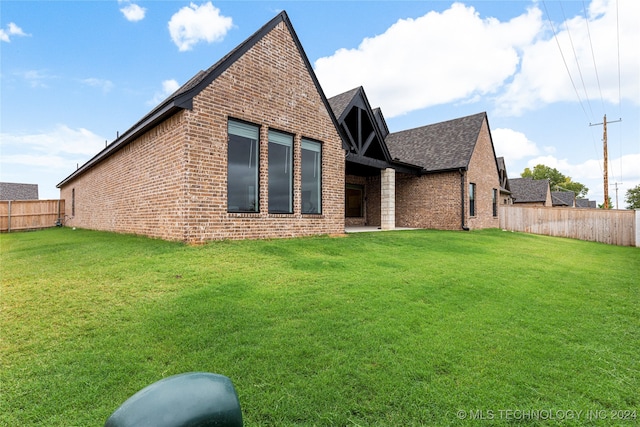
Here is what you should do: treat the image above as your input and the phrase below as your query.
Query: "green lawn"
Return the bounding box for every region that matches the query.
[1,228,638,426]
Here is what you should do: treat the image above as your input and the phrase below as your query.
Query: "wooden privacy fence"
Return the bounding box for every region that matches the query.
[0,200,65,232]
[499,205,639,247]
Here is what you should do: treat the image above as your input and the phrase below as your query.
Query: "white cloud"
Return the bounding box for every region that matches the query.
[0,124,105,158]
[168,2,233,52]
[19,70,55,88]
[147,79,181,105]
[492,128,540,164]
[314,3,543,117]
[81,78,114,93]
[314,0,638,119]
[495,0,640,116]
[0,125,107,199]
[120,3,146,22]
[0,22,29,43]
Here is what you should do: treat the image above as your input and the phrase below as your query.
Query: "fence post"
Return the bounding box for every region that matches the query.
[636,209,640,248]
[7,200,11,233]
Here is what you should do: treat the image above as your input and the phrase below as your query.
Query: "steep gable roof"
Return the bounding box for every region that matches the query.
[496,156,510,192]
[327,87,419,175]
[509,178,551,203]
[58,11,341,188]
[327,87,361,122]
[385,112,487,172]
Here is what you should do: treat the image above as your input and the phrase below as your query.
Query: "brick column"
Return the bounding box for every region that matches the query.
[381,168,395,230]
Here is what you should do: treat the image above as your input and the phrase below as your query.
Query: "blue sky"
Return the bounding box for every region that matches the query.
[1,0,638,207]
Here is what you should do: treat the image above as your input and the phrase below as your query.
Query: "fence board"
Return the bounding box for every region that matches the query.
[499,205,636,246]
[0,200,65,232]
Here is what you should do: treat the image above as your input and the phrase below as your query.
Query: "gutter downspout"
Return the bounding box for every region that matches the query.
[459,168,469,231]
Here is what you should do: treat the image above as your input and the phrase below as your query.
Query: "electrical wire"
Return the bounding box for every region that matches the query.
[542,1,591,123]
[559,1,595,122]
[582,0,606,115]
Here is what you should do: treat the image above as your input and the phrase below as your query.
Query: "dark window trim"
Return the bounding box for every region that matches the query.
[267,128,295,214]
[301,137,323,215]
[346,183,365,218]
[227,118,261,214]
[469,182,476,217]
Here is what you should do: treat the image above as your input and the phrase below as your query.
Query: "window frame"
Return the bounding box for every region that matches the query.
[492,188,498,217]
[267,129,294,214]
[301,138,322,214]
[346,184,364,218]
[469,183,476,217]
[227,119,260,213]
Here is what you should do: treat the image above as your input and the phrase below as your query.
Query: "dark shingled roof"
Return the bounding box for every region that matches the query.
[0,182,39,200]
[508,178,550,203]
[327,87,361,121]
[385,112,487,172]
[551,191,575,207]
[576,198,597,208]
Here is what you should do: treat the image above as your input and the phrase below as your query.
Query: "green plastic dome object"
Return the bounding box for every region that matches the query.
[104,372,243,427]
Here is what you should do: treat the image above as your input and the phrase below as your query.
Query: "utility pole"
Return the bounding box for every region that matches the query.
[611,182,623,209]
[590,115,621,209]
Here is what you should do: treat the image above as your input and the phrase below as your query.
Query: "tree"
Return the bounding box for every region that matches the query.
[521,164,588,197]
[598,196,613,209]
[625,184,640,209]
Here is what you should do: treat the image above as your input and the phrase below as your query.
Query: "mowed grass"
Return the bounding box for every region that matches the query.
[1,228,638,426]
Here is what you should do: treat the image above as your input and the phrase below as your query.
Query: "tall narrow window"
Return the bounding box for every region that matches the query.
[469,183,476,217]
[71,188,75,217]
[346,184,364,217]
[268,130,293,214]
[301,139,322,214]
[492,188,498,217]
[228,120,259,213]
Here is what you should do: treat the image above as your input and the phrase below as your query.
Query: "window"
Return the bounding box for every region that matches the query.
[346,184,364,217]
[227,120,259,212]
[71,188,75,217]
[492,188,498,217]
[268,130,293,213]
[469,183,476,217]
[301,139,322,214]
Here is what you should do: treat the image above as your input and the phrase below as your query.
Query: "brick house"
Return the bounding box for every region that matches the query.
[58,12,503,241]
[57,12,345,243]
[508,178,553,206]
[329,87,501,231]
[328,87,421,230]
[385,112,501,230]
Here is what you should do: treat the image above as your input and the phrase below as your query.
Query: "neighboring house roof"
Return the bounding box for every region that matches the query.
[385,112,490,172]
[576,198,597,208]
[58,11,342,188]
[551,191,575,207]
[509,178,551,203]
[0,182,38,200]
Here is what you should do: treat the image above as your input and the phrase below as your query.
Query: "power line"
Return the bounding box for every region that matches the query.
[542,0,591,123]
[581,0,606,114]
[559,1,595,121]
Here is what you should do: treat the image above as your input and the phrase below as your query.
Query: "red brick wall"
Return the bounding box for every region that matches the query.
[60,114,189,241]
[467,118,500,229]
[396,171,462,230]
[395,117,500,230]
[61,21,344,242]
